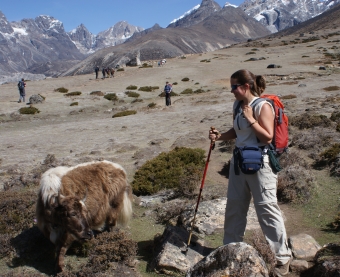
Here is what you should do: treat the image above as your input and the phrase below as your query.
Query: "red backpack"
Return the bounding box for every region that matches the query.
[235,95,289,155]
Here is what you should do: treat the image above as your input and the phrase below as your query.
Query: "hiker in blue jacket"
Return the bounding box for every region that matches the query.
[17,78,26,103]
[209,69,292,276]
[164,81,172,106]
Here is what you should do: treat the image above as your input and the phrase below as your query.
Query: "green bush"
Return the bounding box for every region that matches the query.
[290,113,332,129]
[246,52,256,55]
[172,82,178,85]
[194,89,205,93]
[281,94,297,99]
[90,91,104,96]
[19,106,40,114]
[70,102,78,106]
[147,102,156,108]
[112,110,137,118]
[132,147,206,196]
[125,91,140,98]
[117,68,124,71]
[139,63,152,68]
[138,86,159,92]
[65,91,81,96]
[323,86,340,91]
[104,93,118,101]
[54,87,68,93]
[132,98,143,103]
[181,88,193,94]
[126,85,138,90]
[181,77,190,82]
[314,143,340,168]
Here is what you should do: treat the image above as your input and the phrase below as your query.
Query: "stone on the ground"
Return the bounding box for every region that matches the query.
[179,198,260,235]
[313,243,340,277]
[151,225,206,274]
[29,94,45,104]
[290,259,309,273]
[185,242,269,277]
[289,233,321,261]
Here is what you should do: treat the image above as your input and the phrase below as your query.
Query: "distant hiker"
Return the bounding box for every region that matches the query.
[164,81,172,106]
[95,66,99,79]
[110,68,115,77]
[102,68,106,79]
[158,61,161,67]
[208,69,292,277]
[17,78,26,103]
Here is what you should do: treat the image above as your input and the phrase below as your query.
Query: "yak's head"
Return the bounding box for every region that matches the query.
[52,194,93,241]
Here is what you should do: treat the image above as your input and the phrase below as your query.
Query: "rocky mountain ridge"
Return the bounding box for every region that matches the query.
[240,0,340,32]
[0,12,143,77]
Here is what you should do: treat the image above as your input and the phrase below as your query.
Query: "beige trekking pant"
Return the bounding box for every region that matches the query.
[224,155,292,265]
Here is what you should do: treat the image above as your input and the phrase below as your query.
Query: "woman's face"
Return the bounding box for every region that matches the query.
[230,78,246,100]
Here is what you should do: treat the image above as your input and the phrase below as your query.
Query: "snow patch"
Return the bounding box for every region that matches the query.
[170,4,200,24]
[13,27,28,36]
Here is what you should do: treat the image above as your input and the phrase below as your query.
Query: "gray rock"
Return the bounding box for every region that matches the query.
[289,233,321,261]
[179,198,260,235]
[29,94,45,104]
[314,243,340,277]
[186,242,269,277]
[151,226,205,274]
[290,259,309,273]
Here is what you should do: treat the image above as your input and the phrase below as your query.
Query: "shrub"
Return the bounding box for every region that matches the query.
[112,110,137,118]
[323,86,340,91]
[181,77,190,82]
[19,106,40,114]
[132,98,143,103]
[104,93,118,101]
[86,229,137,269]
[314,143,340,168]
[125,91,140,98]
[90,91,104,96]
[181,88,193,94]
[194,89,205,93]
[281,94,297,99]
[172,82,178,85]
[70,102,78,106]
[139,63,152,68]
[117,68,124,71]
[246,52,256,55]
[290,113,332,129]
[194,82,200,85]
[132,147,205,196]
[331,212,340,231]
[54,87,68,93]
[148,102,156,108]
[159,91,178,97]
[65,91,81,96]
[138,86,159,92]
[126,85,137,90]
[330,111,340,122]
[0,190,37,234]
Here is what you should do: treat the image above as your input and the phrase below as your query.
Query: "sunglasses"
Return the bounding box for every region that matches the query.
[231,84,242,90]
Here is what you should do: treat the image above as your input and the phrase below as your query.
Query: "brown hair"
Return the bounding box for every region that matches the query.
[230,69,266,96]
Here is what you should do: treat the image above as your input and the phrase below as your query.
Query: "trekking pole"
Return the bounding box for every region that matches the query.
[182,126,219,253]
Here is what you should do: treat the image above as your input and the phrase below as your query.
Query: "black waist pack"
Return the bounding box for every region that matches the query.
[234,146,263,175]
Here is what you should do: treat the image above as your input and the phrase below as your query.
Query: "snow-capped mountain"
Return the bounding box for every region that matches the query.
[167,0,221,28]
[240,0,340,33]
[0,11,143,76]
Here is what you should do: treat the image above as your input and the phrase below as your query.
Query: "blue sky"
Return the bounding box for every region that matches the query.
[1,0,244,34]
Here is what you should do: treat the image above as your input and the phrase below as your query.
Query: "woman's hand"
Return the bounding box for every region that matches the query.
[209,128,220,142]
[242,105,255,123]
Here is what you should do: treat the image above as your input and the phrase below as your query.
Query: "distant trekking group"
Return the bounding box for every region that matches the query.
[158,59,167,67]
[94,66,115,79]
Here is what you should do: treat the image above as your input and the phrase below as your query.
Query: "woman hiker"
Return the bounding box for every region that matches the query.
[209,69,292,276]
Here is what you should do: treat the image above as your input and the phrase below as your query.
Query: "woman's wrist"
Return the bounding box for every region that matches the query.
[249,120,257,127]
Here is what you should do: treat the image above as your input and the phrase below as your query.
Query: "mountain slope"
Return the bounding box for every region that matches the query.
[61,5,270,76]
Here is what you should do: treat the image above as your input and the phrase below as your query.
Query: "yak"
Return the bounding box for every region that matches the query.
[36,160,133,272]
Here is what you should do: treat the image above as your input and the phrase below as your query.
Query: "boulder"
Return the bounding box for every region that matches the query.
[313,243,340,277]
[186,242,269,277]
[28,94,45,104]
[289,233,321,261]
[150,226,206,274]
[179,198,260,235]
